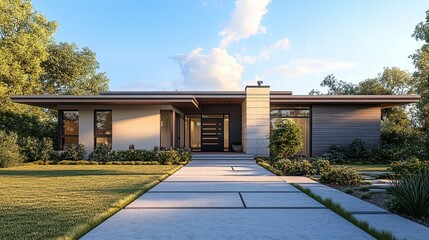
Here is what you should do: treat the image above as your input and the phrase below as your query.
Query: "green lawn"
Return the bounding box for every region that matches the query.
[341,164,390,172]
[0,164,181,240]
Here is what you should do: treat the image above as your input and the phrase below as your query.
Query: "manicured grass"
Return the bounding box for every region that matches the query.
[341,164,390,172]
[0,164,181,240]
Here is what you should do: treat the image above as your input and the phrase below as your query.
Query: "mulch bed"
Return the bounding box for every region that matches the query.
[330,185,429,228]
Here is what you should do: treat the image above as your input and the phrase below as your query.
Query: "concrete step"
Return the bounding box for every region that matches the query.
[192,154,255,161]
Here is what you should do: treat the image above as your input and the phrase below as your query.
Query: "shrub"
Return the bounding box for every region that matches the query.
[0,131,23,168]
[320,145,347,163]
[64,144,86,160]
[320,166,362,186]
[390,171,429,218]
[311,159,332,174]
[39,138,54,161]
[346,138,367,162]
[176,147,192,162]
[269,119,303,158]
[156,149,180,164]
[275,159,315,176]
[389,159,429,176]
[18,136,54,162]
[89,144,112,162]
[109,149,156,161]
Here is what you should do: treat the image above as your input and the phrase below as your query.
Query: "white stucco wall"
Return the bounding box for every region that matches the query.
[78,109,94,153]
[112,107,160,150]
[60,105,181,152]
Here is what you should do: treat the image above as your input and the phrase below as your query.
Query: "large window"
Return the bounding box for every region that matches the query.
[270,107,311,156]
[95,110,112,146]
[60,110,79,150]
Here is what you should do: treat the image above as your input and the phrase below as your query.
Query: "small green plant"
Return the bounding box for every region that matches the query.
[359,186,370,192]
[361,193,371,200]
[389,170,429,218]
[269,119,304,158]
[89,144,112,162]
[0,131,23,168]
[344,188,354,194]
[320,166,362,186]
[65,143,86,160]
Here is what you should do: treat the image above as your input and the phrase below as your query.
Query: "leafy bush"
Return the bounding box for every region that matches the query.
[346,138,367,162]
[320,166,362,186]
[64,144,86,160]
[390,171,429,218]
[311,159,332,174]
[275,159,315,176]
[389,159,429,176]
[19,136,54,162]
[269,119,304,158]
[320,145,347,163]
[89,144,112,162]
[156,149,181,164]
[0,131,23,168]
[176,147,192,162]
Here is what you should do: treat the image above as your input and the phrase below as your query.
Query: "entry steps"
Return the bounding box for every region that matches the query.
[192,153,255,161]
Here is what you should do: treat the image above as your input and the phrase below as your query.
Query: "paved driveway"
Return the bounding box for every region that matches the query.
[82,159,373,239]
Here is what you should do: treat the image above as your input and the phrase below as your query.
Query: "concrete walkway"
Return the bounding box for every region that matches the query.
[285,176,429,240]
[83,157,375,240]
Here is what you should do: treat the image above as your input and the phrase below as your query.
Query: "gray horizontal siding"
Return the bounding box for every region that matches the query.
[312,105,381,156]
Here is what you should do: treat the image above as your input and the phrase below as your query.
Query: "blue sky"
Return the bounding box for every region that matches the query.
[33,0,429,94]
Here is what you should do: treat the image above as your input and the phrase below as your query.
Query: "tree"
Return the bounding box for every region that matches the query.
[269,119,303,159]
[41,42,109,95]
[0,0,57,111]
[0,0,109,152]
[309,74,358,95]
[411,9,429,132]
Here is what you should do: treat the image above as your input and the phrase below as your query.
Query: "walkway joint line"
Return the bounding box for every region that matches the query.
[238,192,247,208]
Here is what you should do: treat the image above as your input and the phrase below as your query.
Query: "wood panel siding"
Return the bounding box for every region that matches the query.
[312,105,381,156]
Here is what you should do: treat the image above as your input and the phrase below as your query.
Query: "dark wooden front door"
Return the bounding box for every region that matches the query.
[201,116,224,152]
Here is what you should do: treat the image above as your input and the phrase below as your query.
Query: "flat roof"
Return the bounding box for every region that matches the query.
[10,91,420,111]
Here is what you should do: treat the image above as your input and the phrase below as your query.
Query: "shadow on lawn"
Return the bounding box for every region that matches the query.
[0,169,164,177]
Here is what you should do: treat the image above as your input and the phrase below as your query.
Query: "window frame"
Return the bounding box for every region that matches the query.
[59,110,79,150]
[94,110,113,147]
[270,106,312,156]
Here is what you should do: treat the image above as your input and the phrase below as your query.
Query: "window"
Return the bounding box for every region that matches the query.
[95,110,112,146]
[60,110,79,150]
[270,107,311,156]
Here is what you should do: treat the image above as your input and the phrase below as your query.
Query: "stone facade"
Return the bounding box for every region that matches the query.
[242,86,270,157]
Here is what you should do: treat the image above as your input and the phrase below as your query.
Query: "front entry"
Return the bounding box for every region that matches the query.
[201,115,224,152]
[185,114,229,152]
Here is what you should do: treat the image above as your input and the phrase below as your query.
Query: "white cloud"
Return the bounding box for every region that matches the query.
[172,47,243,90]
[259,37,292,60]
[219,0,272,48]
[234,52,257,64]
[268,59,356,77]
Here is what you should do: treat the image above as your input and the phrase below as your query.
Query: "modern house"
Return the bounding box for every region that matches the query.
[11,85,420,157]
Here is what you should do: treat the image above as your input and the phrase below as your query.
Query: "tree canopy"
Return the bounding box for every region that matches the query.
[411,9,429,133]
[0,0,109,144]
